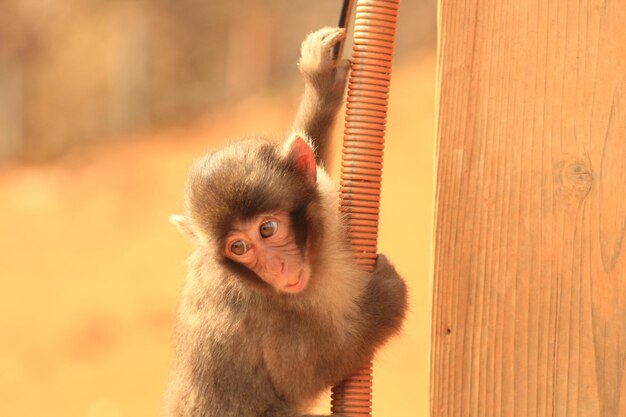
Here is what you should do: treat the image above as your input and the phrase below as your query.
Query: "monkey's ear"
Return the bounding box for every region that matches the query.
[284,135,317,182]
[169,214,197,240]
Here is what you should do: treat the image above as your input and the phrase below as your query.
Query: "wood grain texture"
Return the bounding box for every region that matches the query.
[430,0,626,416]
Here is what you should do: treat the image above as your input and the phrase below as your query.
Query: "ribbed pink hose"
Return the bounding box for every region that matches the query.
[331,0,400,416]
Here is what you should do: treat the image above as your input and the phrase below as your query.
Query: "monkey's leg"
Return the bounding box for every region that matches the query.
[292,27,350,165]
[261,402,345,417]
[310,412,353,417]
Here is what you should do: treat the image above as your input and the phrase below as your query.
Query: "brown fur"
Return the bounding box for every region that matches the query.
[163,27,407,417]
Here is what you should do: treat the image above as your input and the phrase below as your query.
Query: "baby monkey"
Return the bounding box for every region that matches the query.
[164,27,407,417]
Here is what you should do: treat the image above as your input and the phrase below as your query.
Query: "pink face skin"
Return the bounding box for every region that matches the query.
[223,212,310,294]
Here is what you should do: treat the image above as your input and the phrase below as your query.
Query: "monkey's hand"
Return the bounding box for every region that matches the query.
[360,254,408,348]
[298,27,350,99]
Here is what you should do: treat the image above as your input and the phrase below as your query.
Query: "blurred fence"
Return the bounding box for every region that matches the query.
[0,0,433,163]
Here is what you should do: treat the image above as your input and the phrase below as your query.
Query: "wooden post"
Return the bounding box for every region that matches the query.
[431,1,626,416]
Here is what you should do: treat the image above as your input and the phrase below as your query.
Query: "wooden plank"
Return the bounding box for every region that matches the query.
[430,0,626,416]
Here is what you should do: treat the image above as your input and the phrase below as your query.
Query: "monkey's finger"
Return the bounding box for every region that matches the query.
[320,27,346,48]
[318,28,346,60]
[336,58,351,72]
[334,58,351,87]
[312,26,345,44]
[304,27,345,63]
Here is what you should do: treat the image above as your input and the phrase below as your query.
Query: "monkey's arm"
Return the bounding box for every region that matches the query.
[359,254,408,350]
[292,27,349,166]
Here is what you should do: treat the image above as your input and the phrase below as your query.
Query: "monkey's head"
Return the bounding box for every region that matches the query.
[171,136,324,295]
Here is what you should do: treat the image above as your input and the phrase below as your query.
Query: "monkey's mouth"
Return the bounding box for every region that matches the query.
[284,269,307,293]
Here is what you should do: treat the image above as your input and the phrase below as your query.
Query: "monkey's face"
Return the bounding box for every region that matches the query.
[222,212,311,294]
[175,136,322,295]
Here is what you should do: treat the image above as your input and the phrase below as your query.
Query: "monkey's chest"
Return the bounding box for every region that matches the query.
[260,317,344,403]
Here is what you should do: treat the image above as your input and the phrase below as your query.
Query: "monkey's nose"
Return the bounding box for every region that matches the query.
[267,255,287,277]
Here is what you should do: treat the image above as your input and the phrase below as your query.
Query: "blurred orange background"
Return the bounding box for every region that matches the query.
[0,1,435,416]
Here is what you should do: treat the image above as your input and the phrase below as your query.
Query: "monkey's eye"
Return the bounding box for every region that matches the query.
[230,240,249,256]
[259,220,278,238]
